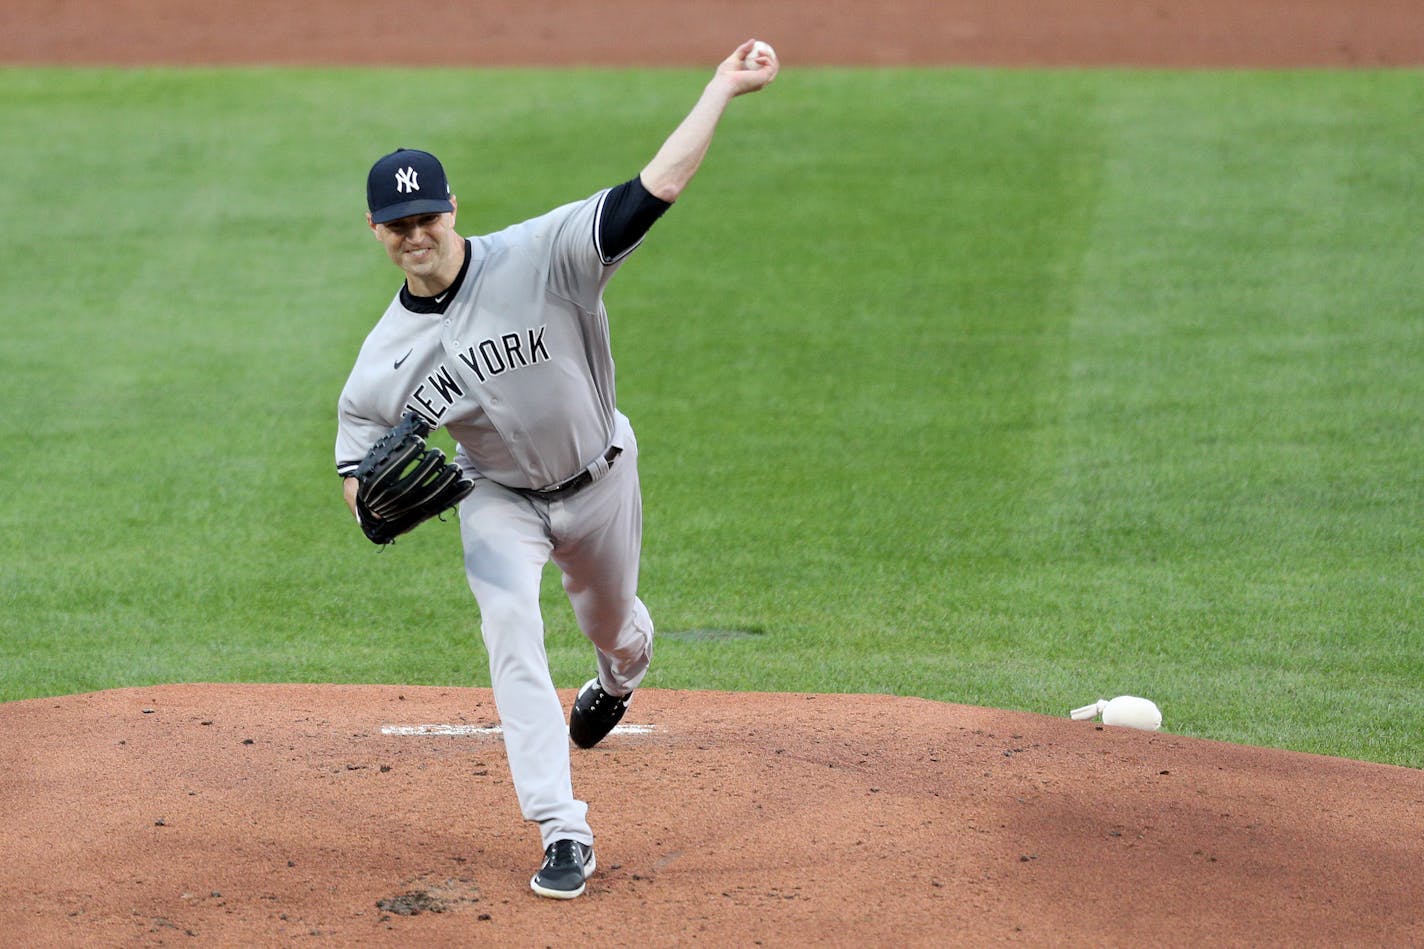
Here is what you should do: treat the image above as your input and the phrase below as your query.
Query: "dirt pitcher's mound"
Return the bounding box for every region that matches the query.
[1,684,1421,947]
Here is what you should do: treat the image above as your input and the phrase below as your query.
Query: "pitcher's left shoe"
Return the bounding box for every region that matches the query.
[530,839,596,899]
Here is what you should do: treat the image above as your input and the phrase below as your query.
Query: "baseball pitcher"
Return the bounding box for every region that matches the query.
[334,40,779,899]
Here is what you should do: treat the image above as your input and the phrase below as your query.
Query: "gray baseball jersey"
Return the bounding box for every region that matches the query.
[336,187,637,489]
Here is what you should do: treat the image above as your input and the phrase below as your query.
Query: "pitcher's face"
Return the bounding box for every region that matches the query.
[369,202,461,290]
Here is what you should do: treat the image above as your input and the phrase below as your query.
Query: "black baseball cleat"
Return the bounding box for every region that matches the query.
[530,839,596,899]
[569,677,632,749]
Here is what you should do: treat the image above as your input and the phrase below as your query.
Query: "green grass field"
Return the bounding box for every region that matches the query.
[2,67,1420,766]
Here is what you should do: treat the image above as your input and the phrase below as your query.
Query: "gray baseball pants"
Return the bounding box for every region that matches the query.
[457,412,654,849]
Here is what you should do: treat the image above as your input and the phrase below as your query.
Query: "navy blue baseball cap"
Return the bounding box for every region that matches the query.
[366,148,455,224]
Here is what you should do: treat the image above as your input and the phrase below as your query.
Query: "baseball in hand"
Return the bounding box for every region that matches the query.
[742,40,776,71]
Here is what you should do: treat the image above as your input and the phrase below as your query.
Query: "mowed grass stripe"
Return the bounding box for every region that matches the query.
[0,68,1419,765]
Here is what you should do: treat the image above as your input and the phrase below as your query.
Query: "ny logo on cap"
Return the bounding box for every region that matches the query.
[394,166,420,193]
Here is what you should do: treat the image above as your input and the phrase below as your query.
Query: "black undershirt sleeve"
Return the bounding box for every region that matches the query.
[596,176,672,264]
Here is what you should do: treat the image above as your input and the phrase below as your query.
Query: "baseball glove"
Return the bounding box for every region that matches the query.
[352,413,474,546]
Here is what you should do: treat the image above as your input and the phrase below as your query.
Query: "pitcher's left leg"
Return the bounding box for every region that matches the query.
[460,484,592,848]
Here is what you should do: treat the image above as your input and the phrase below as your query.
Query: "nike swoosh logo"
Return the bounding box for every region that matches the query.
[394,349,413,370]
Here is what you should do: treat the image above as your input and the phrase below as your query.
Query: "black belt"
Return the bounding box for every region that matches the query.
[521,446,621,502]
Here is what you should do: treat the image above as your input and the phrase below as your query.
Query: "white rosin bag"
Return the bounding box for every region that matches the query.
[1070,695,1163,731]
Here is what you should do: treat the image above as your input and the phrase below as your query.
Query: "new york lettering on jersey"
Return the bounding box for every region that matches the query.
[457,325,551,383]
[402,324,552,425]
